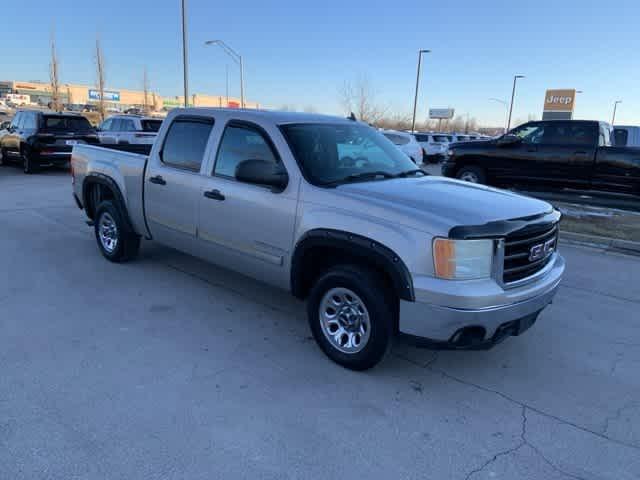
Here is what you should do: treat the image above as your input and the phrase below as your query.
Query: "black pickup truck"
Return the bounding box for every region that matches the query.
[442,120,640,196]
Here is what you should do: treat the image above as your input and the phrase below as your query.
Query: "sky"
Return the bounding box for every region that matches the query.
[3,0,640,127]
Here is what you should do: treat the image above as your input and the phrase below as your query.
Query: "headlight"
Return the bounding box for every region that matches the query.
[447,149,455,156]
[433,238,494,280]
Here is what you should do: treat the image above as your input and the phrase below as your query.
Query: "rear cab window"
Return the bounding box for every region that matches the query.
[160,116,214,172]
[141,119,162,132]
[613,129,627,147]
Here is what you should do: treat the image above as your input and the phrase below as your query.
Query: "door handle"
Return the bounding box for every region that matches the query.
[149,175,166,185]
[204,189,225,201]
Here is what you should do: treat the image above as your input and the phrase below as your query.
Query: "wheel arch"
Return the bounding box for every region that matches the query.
[82,174,135,233]
[290,229,415,303]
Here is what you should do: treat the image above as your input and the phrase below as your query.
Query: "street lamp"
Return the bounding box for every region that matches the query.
[181,0,189,108]
[489,98,509,134]
[411,49,431,133]
[506,74,525,132]
[205,40,244,108]
[611,100,622,125]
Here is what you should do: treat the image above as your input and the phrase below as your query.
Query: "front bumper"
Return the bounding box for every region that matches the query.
[398,254,565,347]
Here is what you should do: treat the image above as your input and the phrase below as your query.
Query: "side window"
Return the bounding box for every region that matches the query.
[612,129,627,146]
[160,117,214,172]
[122,119,137,131]
[512,124,545,144]
[542,123,596,146]
[11,112,22,129]
[22,113,36,129]
[100,119,112,131]
[214,123,279,179]
[110,119,122,131]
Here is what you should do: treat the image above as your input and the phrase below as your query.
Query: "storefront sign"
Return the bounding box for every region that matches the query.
[88,89,121,102]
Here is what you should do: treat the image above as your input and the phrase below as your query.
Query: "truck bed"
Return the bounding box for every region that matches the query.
[71,144,150,237]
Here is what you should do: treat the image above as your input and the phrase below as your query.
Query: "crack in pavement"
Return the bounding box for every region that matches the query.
[465,406,587,480]
[392,352,640,454]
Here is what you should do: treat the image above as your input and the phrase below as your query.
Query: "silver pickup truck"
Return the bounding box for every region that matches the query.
[71,108,565,370]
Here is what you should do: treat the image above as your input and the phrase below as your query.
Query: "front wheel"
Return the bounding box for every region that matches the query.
[307,265,395,370]
[94,201,141,262]
[456,166,486,184]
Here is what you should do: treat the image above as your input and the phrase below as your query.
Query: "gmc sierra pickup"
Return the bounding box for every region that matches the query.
[71,108,565,370]
[442,120,640,196]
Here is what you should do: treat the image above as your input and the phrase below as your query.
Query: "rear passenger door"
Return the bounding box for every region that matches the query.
[534,122,597,187]
[197,120,298,288]
[144,115,215,249]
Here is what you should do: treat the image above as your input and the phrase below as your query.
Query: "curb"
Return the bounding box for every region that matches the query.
[560,230,640,256]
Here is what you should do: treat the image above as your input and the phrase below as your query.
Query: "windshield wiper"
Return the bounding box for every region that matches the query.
[321,171,396,187]
[392,169,428,178]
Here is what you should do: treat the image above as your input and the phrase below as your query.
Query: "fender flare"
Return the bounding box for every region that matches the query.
[82,173,136,233]
[290,229,415,302]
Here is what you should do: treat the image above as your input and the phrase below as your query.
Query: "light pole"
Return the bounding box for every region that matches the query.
[181,0,189,108]
[205,40,244,108]
[507,74,525,132]
[489,98,509,134]
[411,49,430,133]
[611,100,622,125]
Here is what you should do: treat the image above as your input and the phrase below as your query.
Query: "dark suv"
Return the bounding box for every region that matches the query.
[0,110,98,173]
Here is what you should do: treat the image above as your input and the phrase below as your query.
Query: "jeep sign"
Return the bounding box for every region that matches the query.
[543,89,576,112]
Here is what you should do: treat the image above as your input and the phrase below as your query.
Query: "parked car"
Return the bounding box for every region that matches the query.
[70,108,565,370]
[0,110,97,173]
[413,133,450,163]
[613,126,640,147]
[381,130,424,164]
[97,115,163,145]
[442,120,640,196]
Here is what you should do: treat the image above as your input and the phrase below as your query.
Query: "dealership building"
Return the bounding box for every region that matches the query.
[0,80,257,111]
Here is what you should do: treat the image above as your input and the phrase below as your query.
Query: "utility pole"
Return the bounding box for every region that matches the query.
[181,0,189,108]
[411,49,430,133]
[611,100,622,125]
[226,64,229,107]
[50,32,61,112]
[507,74,525,131]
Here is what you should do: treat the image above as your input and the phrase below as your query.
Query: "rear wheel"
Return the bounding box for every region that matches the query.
[457,166,486,184]
[0,148,7,166]
[94,201,141,262]
[307,265,394,370]
[22,147,38,174]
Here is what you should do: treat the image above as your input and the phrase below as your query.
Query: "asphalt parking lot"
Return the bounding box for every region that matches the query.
[1,166,639,480]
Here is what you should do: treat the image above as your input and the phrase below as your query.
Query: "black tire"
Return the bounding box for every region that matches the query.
[456,165,486,184]
[307,265,395,371]
[94,201,141,263]
[0,148,7,166]
[22,147,38,174]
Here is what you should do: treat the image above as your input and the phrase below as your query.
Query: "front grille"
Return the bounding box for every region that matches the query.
[503,223,558,284]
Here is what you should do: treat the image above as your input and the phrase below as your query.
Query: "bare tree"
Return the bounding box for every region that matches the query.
[95,38,106,121]
[49,32,61,112]
[339,75,386,123]
[142,67,150,114]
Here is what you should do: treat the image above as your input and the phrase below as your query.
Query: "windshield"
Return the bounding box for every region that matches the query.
[43,115,92,132]
[433,135,449,142]
[280,123,418,186]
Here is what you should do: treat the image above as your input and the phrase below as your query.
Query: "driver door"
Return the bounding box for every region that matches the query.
[493,122,546,185]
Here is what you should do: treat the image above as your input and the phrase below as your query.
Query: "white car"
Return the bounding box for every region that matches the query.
[413,133,452,163]
[97,115,163,145]
[381,130,424,164]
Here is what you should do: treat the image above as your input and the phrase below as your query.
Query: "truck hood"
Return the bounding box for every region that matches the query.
[335,176,552,235]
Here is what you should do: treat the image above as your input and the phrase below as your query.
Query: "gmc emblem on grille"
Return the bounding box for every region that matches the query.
[529,238,556,262]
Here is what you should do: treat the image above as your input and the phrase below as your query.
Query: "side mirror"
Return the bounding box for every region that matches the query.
[497,134,521,146]
[235,159,289,192]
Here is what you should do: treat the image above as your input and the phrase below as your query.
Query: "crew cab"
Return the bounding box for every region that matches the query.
[442,120,640,196]
[71,109,565,370]
[0,110,97,173]
[97,114,163,146]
